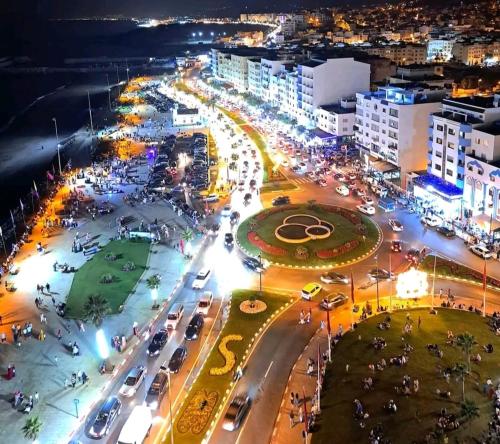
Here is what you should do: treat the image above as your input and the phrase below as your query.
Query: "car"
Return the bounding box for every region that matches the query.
[336,185,349,196]
[353,188,365,198]
[167,346,188,373]
[237,181,245,191]
[405,248,421,264]
[281,160,289,167]
[470,244,493,259]
[144,370,168,410]
[119,366,147,397]
[272,195,290,206]
[242,257,266,273]
[320,293,348,310]
[316,178,327,187]
[320,272,349,284]
[221,205,232,217]
[348,172,357,181]
[230,211,240,225]
[192,268,211,289]
[224,233,234,248]
[185,314,204,340]
[391,240,402,252]
[222,395,251,431]
[116,405,152,444]
[389,219,403,232]
[334,173,346,182]
[421,214,442,227]
[165,303,184,330]
[367,268,393,281]
[301,283,322,300]
[436,226,456,238]
[88,397,122,438]
[357,204,376,215]
[204,193,219,203]
[197,291,214,316]
[362,196,374,205]
[147,329,168,357]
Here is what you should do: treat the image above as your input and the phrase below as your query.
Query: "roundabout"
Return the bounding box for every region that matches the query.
[236,203,382,269]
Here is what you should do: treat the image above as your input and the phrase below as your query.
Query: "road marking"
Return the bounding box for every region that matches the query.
[264,360,274,379]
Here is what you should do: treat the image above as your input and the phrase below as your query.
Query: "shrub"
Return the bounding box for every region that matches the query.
[100,273,114,284]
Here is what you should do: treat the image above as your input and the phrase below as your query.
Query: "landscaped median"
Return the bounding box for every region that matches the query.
[166,289,293,444]
[420,254,500,291]
[65,239,150,318]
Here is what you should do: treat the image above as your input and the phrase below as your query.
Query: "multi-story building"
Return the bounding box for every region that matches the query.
[355,84,447,186]
[361,43,428,65]
[260,58,290,102]
[452,39,500,65]
[427,38,456,61]
[247,59,262,98]
[423,95,500,218]
[314,98,357,144]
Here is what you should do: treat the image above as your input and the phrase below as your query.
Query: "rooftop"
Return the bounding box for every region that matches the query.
[300,59,324,68]
[319,104,356,114]
[413,173,463,198]
[475,121,500,136]
[443,96,498,111]
[432,111,483,125]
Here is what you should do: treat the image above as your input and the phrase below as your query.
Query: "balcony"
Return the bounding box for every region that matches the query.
[458,137,471,147]
[428,127,434,136]
[427,139,433,149]
[459,123,472,133]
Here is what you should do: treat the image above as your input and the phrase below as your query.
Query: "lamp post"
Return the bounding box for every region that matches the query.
[375,255,380,311]
[52,117,62,176]
[165,368,175,444]
[388,251,392,312]
[0,227,6,257]
[73,398,80,418]
[258,253,263,299]
[431,253,437,309]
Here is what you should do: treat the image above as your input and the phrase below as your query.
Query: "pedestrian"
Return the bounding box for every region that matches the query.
[298,406,304,423]
[295,392,300,407]
[289,410,295,428]
[418,316,421,329]
[81,371,88,384]
[77,370,83,382]
[38,329,45,341]
[1,332,6,343]
[46,283,50,293]
[51,296,56,306]
[346,363,350,373]
[56,329,62,340]
[0,314,2,325]
[34,392,39,403]
[71,373,77,388]
[290,391,295,407]
[414,378,419,393]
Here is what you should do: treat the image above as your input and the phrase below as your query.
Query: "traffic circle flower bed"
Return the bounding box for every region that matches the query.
[237,203,381,268]
[209,335,243,376]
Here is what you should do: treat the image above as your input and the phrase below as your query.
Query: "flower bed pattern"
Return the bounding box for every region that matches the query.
[209,334,243,376]
[248,231,288,256]
[316,240,360,259]
[177,389,219,435]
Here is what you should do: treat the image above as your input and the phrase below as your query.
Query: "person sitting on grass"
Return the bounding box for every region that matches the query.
[385,399,397,413]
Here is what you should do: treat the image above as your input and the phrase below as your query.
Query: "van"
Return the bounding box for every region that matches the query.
[165,303,184,330]
[145,370,169,410]
[116,405,152,444]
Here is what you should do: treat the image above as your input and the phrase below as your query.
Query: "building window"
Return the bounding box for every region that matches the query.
[436,137,443,144]
[446,169,453,176]
[448,128,456,136]
[447,142,455,149]
[434,164,442,171]
[446,156,454,163]
[436,124,443,131]
[389,108,398,118]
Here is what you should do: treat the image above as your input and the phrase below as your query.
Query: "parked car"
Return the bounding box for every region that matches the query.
[146,329,168,357]
[470,244,493,259]
[316,178,327,187]
[88,397,122,438]
[222,395,251,431]
[320,272,349,284]
[389,219,403,232]
[391,240,402,253]
[421,214,442,227]
[272,195,290,206]
[192,268,211,289]
[144,370,168,410]
[197,291,214,316]
[336,185,349,196]
[436,226,456,238]
[301,283,322,300]
[119,366,147,397]
[185,314,204,340]
[167,346,188,373]
[320,293,348,310]
[357,204,376,215]
[361,196,374,205]
[353,188,365,198]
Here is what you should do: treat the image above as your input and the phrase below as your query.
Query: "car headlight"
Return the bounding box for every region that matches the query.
[154,350,160,355]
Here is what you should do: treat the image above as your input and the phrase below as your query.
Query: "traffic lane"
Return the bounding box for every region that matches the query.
[210,301,321,444]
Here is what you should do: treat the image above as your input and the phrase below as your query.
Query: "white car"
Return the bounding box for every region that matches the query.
[221,205,232,217]
[389,219,403,232]
[470,244,493,259]
[362,196,374,205]
[357,204,376,215]
[336,185,349,197]
[119,366,147,398]
[192,268,211,289]
[421,214,441,227]
[197,291,214,315]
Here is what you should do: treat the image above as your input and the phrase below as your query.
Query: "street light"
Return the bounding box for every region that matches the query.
[52,117,62,176]
[375,255,380,311]
[258,253,263,299]
[163,367,175,444]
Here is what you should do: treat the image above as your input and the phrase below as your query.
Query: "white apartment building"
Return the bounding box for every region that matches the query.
[355,85,447,186]
[296,57,370,126]
[427,38,456,61]
[361,44,427,65]
[260,58,290,102]
[452,40,500,65]
[247,59,262,98]
[314,98,357,141]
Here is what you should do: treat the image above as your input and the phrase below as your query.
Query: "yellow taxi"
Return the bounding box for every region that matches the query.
[301,283,322,300]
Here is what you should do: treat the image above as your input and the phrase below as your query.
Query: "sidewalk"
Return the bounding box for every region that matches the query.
[0,160,199,443]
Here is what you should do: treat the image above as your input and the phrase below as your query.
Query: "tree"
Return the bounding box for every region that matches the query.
[452,362,468,401]
[22,416,42,441]
[457,332,477,371]
[83,294,110,327]
[460,399,479,434]
[146,274,161,291]
[181,228,194,244]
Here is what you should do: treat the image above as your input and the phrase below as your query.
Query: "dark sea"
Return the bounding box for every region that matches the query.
[0,19,266,237]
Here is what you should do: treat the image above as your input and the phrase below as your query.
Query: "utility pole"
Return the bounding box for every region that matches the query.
[87,91,94,150]
[52,117,62,175]
[106,74,112,111]
[126,58,130,83]
[375,255,380,311]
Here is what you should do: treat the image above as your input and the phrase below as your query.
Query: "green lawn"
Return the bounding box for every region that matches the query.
[170,290,292,444]
[261,181,299,193]
[236,204,380,267]
[314,309,499,444]
[65,240,150,318]
[420,254,500,289]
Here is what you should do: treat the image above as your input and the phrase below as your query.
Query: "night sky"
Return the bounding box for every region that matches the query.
[2,0,361,19]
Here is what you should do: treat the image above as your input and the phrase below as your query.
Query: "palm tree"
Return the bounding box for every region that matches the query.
[22,416,42,441]
[457,332,477,371]
[83,294,110,327]
[181,228,194,244]
[146,274,161,308]
[452,362,469,401]
[460,399,479,434]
